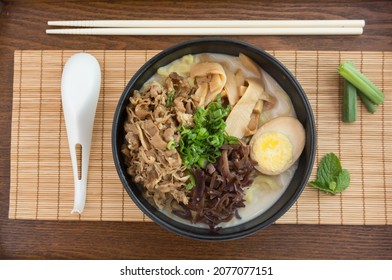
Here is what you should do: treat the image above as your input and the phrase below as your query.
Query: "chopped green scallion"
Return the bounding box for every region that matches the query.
[342,80,357,123]
[338,62,384,105]
[177,94,238,169]
[166,90,175,106]
[167,139,177,150]
[358,91,376,113]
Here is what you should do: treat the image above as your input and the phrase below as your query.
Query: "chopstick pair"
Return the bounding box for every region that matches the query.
[46,20,365,36]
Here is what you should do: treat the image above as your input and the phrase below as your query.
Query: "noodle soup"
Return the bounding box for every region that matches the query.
[122,52,306,231]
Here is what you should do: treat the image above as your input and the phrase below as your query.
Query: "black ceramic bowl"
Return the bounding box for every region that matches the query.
[112,38,316,241]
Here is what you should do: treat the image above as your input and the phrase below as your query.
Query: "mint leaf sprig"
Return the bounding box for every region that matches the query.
[309,152,350,194]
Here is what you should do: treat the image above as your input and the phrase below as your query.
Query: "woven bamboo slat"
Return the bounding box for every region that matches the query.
[9,50,392,225]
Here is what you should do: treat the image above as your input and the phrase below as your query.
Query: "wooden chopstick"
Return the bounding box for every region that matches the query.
[47,20,366,29]
[46,27,364,36]
[46,20,365,36]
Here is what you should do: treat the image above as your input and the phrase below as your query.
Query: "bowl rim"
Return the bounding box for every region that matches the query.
[112,37,316,241]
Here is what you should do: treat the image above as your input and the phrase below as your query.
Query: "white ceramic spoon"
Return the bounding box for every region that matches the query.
[61,53,101,214]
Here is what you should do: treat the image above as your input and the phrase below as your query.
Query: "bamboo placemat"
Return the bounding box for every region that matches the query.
[9,50,392,225]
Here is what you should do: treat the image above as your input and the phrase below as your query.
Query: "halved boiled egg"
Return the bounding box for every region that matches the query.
[249,116,305,175]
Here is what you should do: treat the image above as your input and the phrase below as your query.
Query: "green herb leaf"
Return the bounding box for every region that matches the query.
[309,180,336,194]
[335,169,351,193]
[328,181,337,192]
[309,152,351,195]
[317,153,342,186]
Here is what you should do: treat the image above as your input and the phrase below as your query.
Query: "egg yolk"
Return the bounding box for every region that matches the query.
[252,131,293,174]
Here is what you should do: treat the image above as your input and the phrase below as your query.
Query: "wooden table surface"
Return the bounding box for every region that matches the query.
[1,0,391,260]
